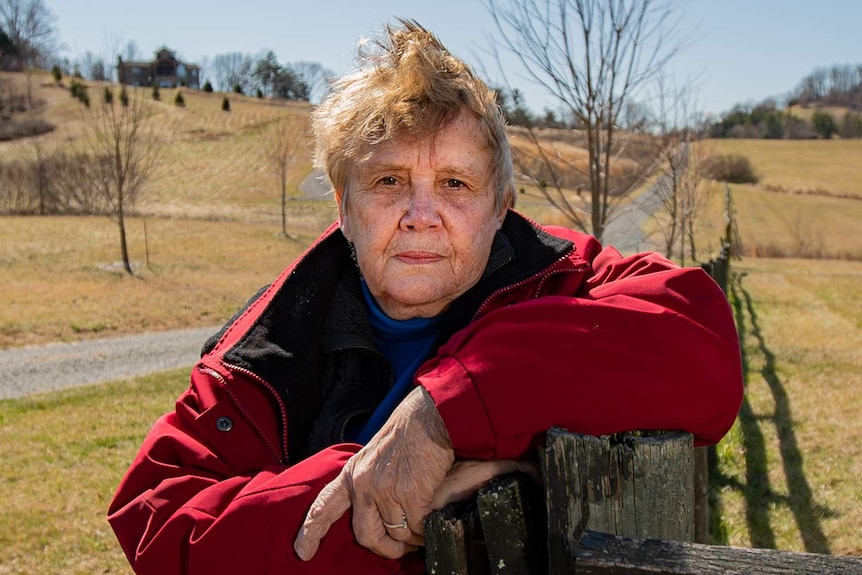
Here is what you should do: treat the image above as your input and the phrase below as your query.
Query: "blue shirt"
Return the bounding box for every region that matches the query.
[349,281,442,444]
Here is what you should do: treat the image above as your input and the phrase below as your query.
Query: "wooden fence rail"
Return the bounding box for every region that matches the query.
[424,428,862,574]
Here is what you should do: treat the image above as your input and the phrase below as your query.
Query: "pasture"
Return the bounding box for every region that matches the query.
[1,74,860,571]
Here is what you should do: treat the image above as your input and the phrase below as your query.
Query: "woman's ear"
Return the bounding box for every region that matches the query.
[336,187,351,240]
[496,190,513,229]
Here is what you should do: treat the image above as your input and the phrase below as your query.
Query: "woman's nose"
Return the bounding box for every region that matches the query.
[400,182,441,230]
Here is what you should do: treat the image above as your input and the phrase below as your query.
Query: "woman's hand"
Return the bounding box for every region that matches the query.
[430,459,538,510]
[294,386,454,560]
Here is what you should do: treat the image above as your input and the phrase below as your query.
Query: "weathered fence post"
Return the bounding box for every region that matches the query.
[426,429,695,574]
[694,445,711,543]
[541,429,695,575]
[476,473,546,575]
[424,502,489,575]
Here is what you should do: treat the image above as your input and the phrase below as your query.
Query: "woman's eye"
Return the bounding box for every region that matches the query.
[378,176,398,186]
[444,179,465,190]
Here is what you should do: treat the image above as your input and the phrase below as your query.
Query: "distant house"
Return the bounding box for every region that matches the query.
[117,48,200,90]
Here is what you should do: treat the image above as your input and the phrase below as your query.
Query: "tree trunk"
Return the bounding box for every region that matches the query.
[281,183,288,237]
[117,197,133,275]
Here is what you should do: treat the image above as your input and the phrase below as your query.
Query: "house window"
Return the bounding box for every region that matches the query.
[132,67,141,76]
[177,64,186,77]
[155,61,174,77]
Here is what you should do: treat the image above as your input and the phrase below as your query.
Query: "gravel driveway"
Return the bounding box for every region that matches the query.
[0,326,217,400]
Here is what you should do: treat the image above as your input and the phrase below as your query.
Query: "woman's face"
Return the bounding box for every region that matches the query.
[338,109,505,320]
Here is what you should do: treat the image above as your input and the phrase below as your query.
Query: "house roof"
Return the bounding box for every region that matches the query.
[118,47,199,69]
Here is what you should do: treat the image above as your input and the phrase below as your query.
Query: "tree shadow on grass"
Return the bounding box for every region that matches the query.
[712,272,833,553]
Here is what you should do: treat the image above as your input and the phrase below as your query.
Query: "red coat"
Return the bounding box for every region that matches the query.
[108,212,743,574]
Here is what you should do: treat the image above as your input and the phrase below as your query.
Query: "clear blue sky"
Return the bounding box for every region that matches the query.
[51,0,861,117]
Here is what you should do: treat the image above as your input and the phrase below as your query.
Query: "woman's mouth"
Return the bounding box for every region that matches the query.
[396,251,443,264]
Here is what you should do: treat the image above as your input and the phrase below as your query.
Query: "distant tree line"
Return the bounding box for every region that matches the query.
[495,87,568,129]
[3,0,333,104]
[791,63,862,110]
[207,50,331,102]
[46,47,333,105]
[709,99,862,140]
[709,63,862,140]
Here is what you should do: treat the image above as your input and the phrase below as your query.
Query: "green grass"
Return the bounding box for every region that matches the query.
[0,369,189,574]
[710,258,862,555]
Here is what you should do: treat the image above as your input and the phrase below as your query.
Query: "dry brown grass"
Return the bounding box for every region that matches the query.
[0,211,335,349]
[786,104,855,123]
[1,73,315,220]
[0,75,331,349]
[689,179,862,262]
[706,138,862,199]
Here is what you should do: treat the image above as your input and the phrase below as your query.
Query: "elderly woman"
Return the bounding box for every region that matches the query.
[108,20,742,575]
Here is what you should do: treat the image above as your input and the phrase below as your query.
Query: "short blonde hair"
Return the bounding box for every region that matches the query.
[312,19,515,213]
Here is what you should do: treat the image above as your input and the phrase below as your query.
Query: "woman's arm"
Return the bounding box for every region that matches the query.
[419,250,743,460]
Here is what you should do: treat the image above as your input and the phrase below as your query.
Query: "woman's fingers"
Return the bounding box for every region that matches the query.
[430,459,538,510]
[293,471,353,561]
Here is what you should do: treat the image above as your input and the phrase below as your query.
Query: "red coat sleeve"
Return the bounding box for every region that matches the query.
[418,240,743,460]
[107,367,423,575]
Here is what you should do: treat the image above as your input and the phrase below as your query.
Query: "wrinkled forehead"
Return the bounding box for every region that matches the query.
[356,109,490,167]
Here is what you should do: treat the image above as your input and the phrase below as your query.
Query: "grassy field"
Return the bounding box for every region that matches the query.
[714,258,862,555]
[707,138,862,198]
[0,211,335,349]
[0,370,187,574]
[685,139,862,261]
[1,75,861,571]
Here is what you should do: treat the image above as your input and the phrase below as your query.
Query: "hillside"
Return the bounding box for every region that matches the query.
[0,72,333,349]
[0,71,322,223]
[702,138,862,260]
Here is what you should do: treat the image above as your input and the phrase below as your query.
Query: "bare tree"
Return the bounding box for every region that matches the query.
[79,50,108,81]
[290,61,333,104]
[647,75,708,263]
[652,140,715,265]
[27,133,50,214]
[253,50,280,97]
[487,0,684,242]
[212,52,254,93]
[81,87,162,274]
[263,114,308,238]
[122,39,140,62]
[0,0,59,66]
